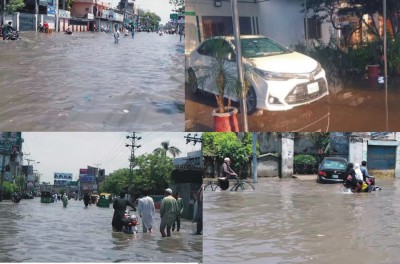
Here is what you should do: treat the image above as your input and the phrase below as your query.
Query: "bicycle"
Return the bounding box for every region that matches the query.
[203,177,255,191]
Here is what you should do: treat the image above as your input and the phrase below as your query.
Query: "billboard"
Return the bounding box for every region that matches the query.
[54,172,73,186]
[79,168,95,183]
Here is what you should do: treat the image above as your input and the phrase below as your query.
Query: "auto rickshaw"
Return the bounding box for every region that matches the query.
[97,192,112,207]
[40,191,53,203]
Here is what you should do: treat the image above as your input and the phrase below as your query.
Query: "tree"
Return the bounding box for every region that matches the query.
[306,0,400,43]
[169,0,184,13]
[138,9,161,30]
[203,132,258,176]
[153,141,181,158]
[100,153,175,197]
[100,168,130,195]
[14,175,26,192]
[132,153,175,195]
[6,0,25,13]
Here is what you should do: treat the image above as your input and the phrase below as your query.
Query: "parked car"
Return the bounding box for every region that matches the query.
[317,157,348,184]
[187,35,329,114]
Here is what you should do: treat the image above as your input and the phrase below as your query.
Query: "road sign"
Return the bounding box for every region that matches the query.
[184,11,196,16]
[170,13,178,20]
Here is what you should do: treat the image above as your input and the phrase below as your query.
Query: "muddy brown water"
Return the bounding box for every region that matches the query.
[0,32,184,131]
[185,80,400,132]
[204,177,400,264]
[0,198,202,262]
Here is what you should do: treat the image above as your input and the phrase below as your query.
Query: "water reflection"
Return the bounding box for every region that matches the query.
[0,32,184,131]
[204,178,400,264]
[0,198,201,262]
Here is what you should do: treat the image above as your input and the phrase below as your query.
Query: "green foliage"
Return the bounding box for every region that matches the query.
[6,0,25,13]
[203,132,258,173]
[2,181,18,199]
[294,154,317,165]
[101,153,174,197]
[132,153,174,195]
[139,9,161,30]
[14,175,26,192]
[100,168,130,195]
[153,141,181,158]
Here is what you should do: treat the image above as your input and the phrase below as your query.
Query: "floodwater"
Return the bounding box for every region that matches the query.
[185,79,400,132]
[0,199,202,262]
[0,32,184,131]
[204,177,400,264]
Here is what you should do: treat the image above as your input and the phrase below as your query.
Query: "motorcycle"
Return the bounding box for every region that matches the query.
[343,175,381,193]
[12,193,21,203]
[121,210,139,234]
[6,31,20,40]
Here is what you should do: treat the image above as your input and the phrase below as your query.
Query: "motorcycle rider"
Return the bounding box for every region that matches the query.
[361,161,374,192]
[112,191,136,232]
[2,22,16,40]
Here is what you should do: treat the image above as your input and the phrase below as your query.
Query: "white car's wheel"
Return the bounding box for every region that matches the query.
[188,69,199,94]
[246,86,257,115]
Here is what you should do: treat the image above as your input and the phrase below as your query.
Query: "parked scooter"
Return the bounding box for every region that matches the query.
[121,210,139,234]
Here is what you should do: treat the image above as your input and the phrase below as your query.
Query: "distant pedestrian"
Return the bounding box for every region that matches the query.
[172,192,184,232]
[114,28,120,43]
[160,188,178,237]
[131,26,135,39]
[179,27,184,42]
[62,193,68,207]
[53,193,58,202]
[43,21,49,33]
[137,190,155,233]
[83,193,90,208]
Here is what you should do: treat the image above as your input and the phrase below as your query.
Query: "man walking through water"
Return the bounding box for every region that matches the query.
[138,189,155,233]
[112,191,136,232]
[160,188,178,237]
[131,25,135,39]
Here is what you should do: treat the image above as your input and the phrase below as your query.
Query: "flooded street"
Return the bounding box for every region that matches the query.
[0,32,184,131]
[204,178,400,264]
[185,80,400,132]
[0,198,202,262]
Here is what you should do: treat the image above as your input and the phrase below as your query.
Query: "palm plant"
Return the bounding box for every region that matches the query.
[192,37,244,114]
[191,36,256,114]
[153,141,181,158]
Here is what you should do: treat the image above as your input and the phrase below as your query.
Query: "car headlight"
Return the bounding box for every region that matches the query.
[314,62,323,75]
[253,68,298,81]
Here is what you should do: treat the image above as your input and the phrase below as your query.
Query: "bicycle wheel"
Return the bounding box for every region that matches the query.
[204,183,217,191]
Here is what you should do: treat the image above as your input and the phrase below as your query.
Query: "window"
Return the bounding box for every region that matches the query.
[305,17,322,40]
[202,16,252,39]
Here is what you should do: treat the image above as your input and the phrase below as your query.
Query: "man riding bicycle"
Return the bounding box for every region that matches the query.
[218,158,238,191]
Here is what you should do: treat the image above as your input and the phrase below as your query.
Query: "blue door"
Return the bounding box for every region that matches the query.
[367,146,396,170]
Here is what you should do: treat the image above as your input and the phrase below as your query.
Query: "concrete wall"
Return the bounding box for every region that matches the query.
[257,157,279,177]
[396,133,400,178]
[348,137,366,164]
[281,133,294,178]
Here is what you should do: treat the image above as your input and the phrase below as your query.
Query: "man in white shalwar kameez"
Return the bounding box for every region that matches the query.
[138,190,155,233]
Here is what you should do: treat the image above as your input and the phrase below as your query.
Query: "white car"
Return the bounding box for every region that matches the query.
[187,35,329,114]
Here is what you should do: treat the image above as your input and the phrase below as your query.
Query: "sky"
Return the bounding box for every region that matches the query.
[112,0,176,24]
[21,132,202,183]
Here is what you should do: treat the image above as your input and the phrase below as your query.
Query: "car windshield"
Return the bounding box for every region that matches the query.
[240,38,291,58]
[323,160,347,170]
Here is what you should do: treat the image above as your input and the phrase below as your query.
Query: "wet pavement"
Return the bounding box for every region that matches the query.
[204,177,400,264]
[0,198,202,262]
[185,78,400,132]
[0,32,184,131]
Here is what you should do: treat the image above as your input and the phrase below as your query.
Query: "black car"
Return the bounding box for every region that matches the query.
[317,157,348,184]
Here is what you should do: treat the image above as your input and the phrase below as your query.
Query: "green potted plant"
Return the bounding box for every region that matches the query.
[191,37,245,132]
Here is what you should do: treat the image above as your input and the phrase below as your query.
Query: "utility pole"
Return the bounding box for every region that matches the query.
[125,132,141,201]
[184,133,203,167]
[94,162,101,192]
